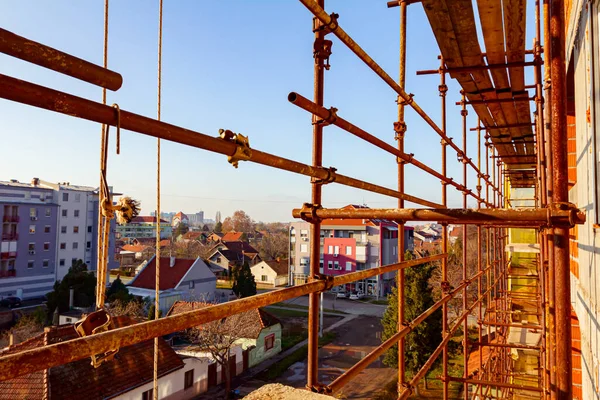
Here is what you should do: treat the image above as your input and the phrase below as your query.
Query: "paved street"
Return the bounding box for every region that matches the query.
[282,293,387,317]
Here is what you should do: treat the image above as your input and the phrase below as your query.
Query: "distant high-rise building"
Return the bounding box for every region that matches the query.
[187,211,204,226]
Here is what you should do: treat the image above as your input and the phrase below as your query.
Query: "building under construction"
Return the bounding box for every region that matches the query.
[0,0,598,399]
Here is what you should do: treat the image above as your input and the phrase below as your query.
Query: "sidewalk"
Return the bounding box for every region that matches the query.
[194,313,357,399]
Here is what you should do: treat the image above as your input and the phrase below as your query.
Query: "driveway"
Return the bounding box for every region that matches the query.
[282,293,387,317]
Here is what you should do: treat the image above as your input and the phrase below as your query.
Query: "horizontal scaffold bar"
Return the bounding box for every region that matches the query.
[0,28,122,91]
[292,205,585,227]
[0,73,442,209]
[0,255,443,381]
[446,377,543,393]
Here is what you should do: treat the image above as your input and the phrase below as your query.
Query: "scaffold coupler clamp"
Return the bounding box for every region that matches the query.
[549,202,585,228]
[314,107,338,126]
[438,83,448,97]
[313,273,335,292]
[441,280,451,294]
[393,120,407,141]
[313,37,333,70]
[298,203,323,224]
[398,93,414,107]
[312,166,337,185]
[75,309,119,368]
[308,382,330,394]
[219,128,252,168]
[313,12,340,35]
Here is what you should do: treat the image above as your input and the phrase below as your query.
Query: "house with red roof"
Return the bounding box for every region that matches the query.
[0,316,219,399]
[251,258,289,287]
[172,211,189,227]
[128,256,217,314]
[168,301,282,368]
[221,231,245,242]
[207,241,262,275]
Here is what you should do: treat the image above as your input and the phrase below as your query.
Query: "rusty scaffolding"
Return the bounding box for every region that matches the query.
[0,0,582,399]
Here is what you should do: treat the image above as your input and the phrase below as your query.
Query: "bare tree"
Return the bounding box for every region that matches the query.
[186,310,258,399]
[254,230,288,261]
[108,299,147,319]
[0,311,45,348]
[222,210,254,233]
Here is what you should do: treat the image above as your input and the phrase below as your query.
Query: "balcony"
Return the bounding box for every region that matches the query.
[0,270,16,278]
[1,233,18,241]
[0,252,17,260]
[2,215,19,223]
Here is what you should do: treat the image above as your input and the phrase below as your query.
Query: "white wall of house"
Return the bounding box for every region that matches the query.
[250,262,284,286]
[177,258,217,301]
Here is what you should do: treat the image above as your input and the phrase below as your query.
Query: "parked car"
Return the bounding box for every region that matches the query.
[349,291,365,300]
[336,291,349,299]
[0,296,22,308]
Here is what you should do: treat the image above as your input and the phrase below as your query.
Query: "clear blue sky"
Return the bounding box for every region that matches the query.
[0,1,537,222]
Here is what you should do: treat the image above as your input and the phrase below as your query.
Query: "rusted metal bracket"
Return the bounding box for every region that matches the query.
[311,166,337,185]
[313,38,333,70]
[308,382,330,394]
[313,273,335,292]
[298,203,323,224]
[74,309,119,368]
[312,12,339,34]
[398,93,414,106]
[438,84,448,97]
[548,202,585,228]
[218,128,252,168]
[313,106,338,126]
[393,120,407,140]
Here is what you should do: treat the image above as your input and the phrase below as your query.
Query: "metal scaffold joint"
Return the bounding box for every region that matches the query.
[311,166,337,185]
[298,202,323,224]
[313,37,333,70]
[218,128,252,168]
[312,273,335,292]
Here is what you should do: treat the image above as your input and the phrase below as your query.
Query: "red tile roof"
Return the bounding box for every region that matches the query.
[265,259,289,276]
[222,241,259,255]
[167,301,281,339]
[130,216,168,224]
[0,318,184,400]
[182,231,203,240]
[122,244,150,253]
[130,257,195,290]
[222,231,244,242]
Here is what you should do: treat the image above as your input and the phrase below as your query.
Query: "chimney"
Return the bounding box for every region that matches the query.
[276,257,281,263]
[69,288,74,309]
[31,177,39,186]
[170,256,176,267]
[8,333,14,346]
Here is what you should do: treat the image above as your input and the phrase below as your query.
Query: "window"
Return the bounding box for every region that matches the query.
[334,246,339,255]
[189,281,195,289]
[71,258,77,265]
[73,226,79,234]
[265,333,275,351]
[44,242,50,251]
[45,208,51,217]
[328,245,333,254]
[87,226,92,233]
[216,257,222,263]
[86,241,91,249]
[346,261,352,271]
[74,210,80,218]
[61,209,67,217]
[320,260,324,271]
[261,275,268,282]
[348,231,354,238]
[60,242,66,250]
[29,225,36,234]
[72,242,78,249]
[42,259,49,268]
[44,225,51,233]
[74,193,81,202]
[142,389,153,400]
[393,246,397,256]
[300,244,308,253]
[27,261,34,269]
[334,261,340,270]
[29,208,36,218]
[328,261,333,270]
[62,193,68,202]
[59,259,65,267]
[346,246,352,255]
[28,243,35,252]
[184,369,194,390]
[61,226,67,234]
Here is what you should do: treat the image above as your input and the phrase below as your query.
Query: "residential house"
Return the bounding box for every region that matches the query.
[207,241,261,276]
[289,204,415,296]
[180,231,209,243]
[0,179,58,299]
[221,231,246,242]
[168,301,283,368]
[121,244,155,261]
[116,216,172,240]
[172,212,189,227]
[128,256,217,314]
[206,232,224,244]
[0,317,217,400]
[251,258,289,287]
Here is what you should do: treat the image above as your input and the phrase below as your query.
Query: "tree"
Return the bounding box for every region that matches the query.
[0,307,46,347]
[46,260,96,319]
[173,222,189,238]
[381,252,442,377]
[108,298,147,318]
[202,224,210,232]
[222,210,254,233]
[147,304,162,320]
[254,230,288,260]
[232,262,257,298]
[214,221,223,233]
[106,277,134,304]
[187,310,257,399]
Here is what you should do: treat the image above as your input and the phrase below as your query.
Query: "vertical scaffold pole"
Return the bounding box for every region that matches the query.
[461,91,469,400]
[307,0,326,390]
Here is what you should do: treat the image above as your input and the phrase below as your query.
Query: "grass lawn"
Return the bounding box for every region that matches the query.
[368,299,389,305]
[216,281,233,289]
[256,331,337,381]
[264,307,309,318]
